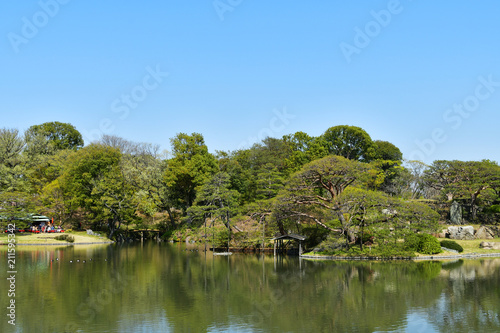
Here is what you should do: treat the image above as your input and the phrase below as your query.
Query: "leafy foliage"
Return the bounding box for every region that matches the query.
[164,133,218,210]
[321,125,375,162]
[25,121,83,151]
[405,233,442,255]
[373,140,403,161]
[54,234,75,242]
[2,121,498,252]
[440,240,464,253]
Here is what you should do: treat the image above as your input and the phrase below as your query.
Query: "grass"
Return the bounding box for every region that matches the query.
[429,238,499,256]
[0,231,113,245]
[304,238,500,259]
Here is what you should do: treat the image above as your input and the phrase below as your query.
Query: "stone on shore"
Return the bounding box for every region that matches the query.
[447,226,475,240]
[479,242,500,250]
[475,226,495,240]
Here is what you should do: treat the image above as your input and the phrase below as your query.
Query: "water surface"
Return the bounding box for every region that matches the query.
[1,243,499,332]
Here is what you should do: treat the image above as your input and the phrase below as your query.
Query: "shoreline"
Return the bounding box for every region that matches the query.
[0,231,114,246]
[300,252,500,261]
[0,241,115,246]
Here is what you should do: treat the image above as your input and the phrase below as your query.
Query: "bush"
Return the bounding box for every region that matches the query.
[213,229,230,248]
[485,204,500,215]
[54,234,75,243]
[419,234,442,254]
[315,234,348,254]
[302,226,329,249]
[404,233,442,255]
[403,233,421,252]
[440,240,464,253]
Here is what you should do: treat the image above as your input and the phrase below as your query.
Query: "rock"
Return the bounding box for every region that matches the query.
[449,201,463,225]
[479,242,500,250]
[437,229,447,238]
[448,226,475,240]
[382,208,397,216]
[441,247,458,253]
[487,226,500,238]
[475,226,495,240]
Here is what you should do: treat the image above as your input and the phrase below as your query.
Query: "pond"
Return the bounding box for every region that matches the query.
[1,242,499,332]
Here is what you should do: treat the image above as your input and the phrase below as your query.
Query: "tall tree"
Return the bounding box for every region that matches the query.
[283,131,328,173]
[25,121,84,151]
[0,128,25,169]
[187,172,240,226]
[372,140,403,161]
[59,144,122,227]
[255,163,285,200]
[276,155,370,234]
[321,125,375,162]
[91,164,138,238]
[0,128,28,193]
[424,160,500,220]
[164,133,218,211]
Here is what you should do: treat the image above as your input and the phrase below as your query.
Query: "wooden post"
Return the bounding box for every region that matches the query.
[273,240,276,256]
[299,241,302,256]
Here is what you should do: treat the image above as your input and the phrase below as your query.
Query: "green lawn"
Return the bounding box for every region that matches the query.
[433,238,499,256]
[0,231,113,245]
[304,237,500,259]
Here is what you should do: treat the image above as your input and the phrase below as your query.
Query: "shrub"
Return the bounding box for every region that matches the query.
[403,233,421,252]
[419,234,442,254]
[440,240,464,253]
[54,234,75,243]
[485,204,500,214]
[315,234,348,253]
[302,226,329,249]
[213,229,230,248]
[404,233,442,255]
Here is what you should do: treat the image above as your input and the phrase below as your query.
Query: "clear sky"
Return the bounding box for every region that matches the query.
[1,1,499,163]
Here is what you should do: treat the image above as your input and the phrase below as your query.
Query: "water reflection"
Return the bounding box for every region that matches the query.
[1,243,499,332]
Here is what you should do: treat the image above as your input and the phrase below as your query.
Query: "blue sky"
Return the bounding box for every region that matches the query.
[1,0,499,163]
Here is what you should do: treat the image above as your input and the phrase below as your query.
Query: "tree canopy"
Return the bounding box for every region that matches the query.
[1,121,497,254]
[26,121,84,151]
[321,125,375,162]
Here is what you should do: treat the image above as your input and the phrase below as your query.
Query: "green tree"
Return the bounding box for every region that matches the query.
[337,187,390,250]
[164,133,218,211]
[0,128,29,195]
[276,155,369,234]
[283,131,328,173]
[372,140,402,161]
[424,160,500,220]
[187,172,240,248]
[321,125,375,162]
[59,144,122,228]
[25,121,84,151]
[255,163,285,200]
[188,172,240,224]
[91,164,138,238]
[0,191,34,229]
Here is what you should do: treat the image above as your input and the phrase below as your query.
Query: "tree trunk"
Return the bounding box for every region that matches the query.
[166,207,176,227]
